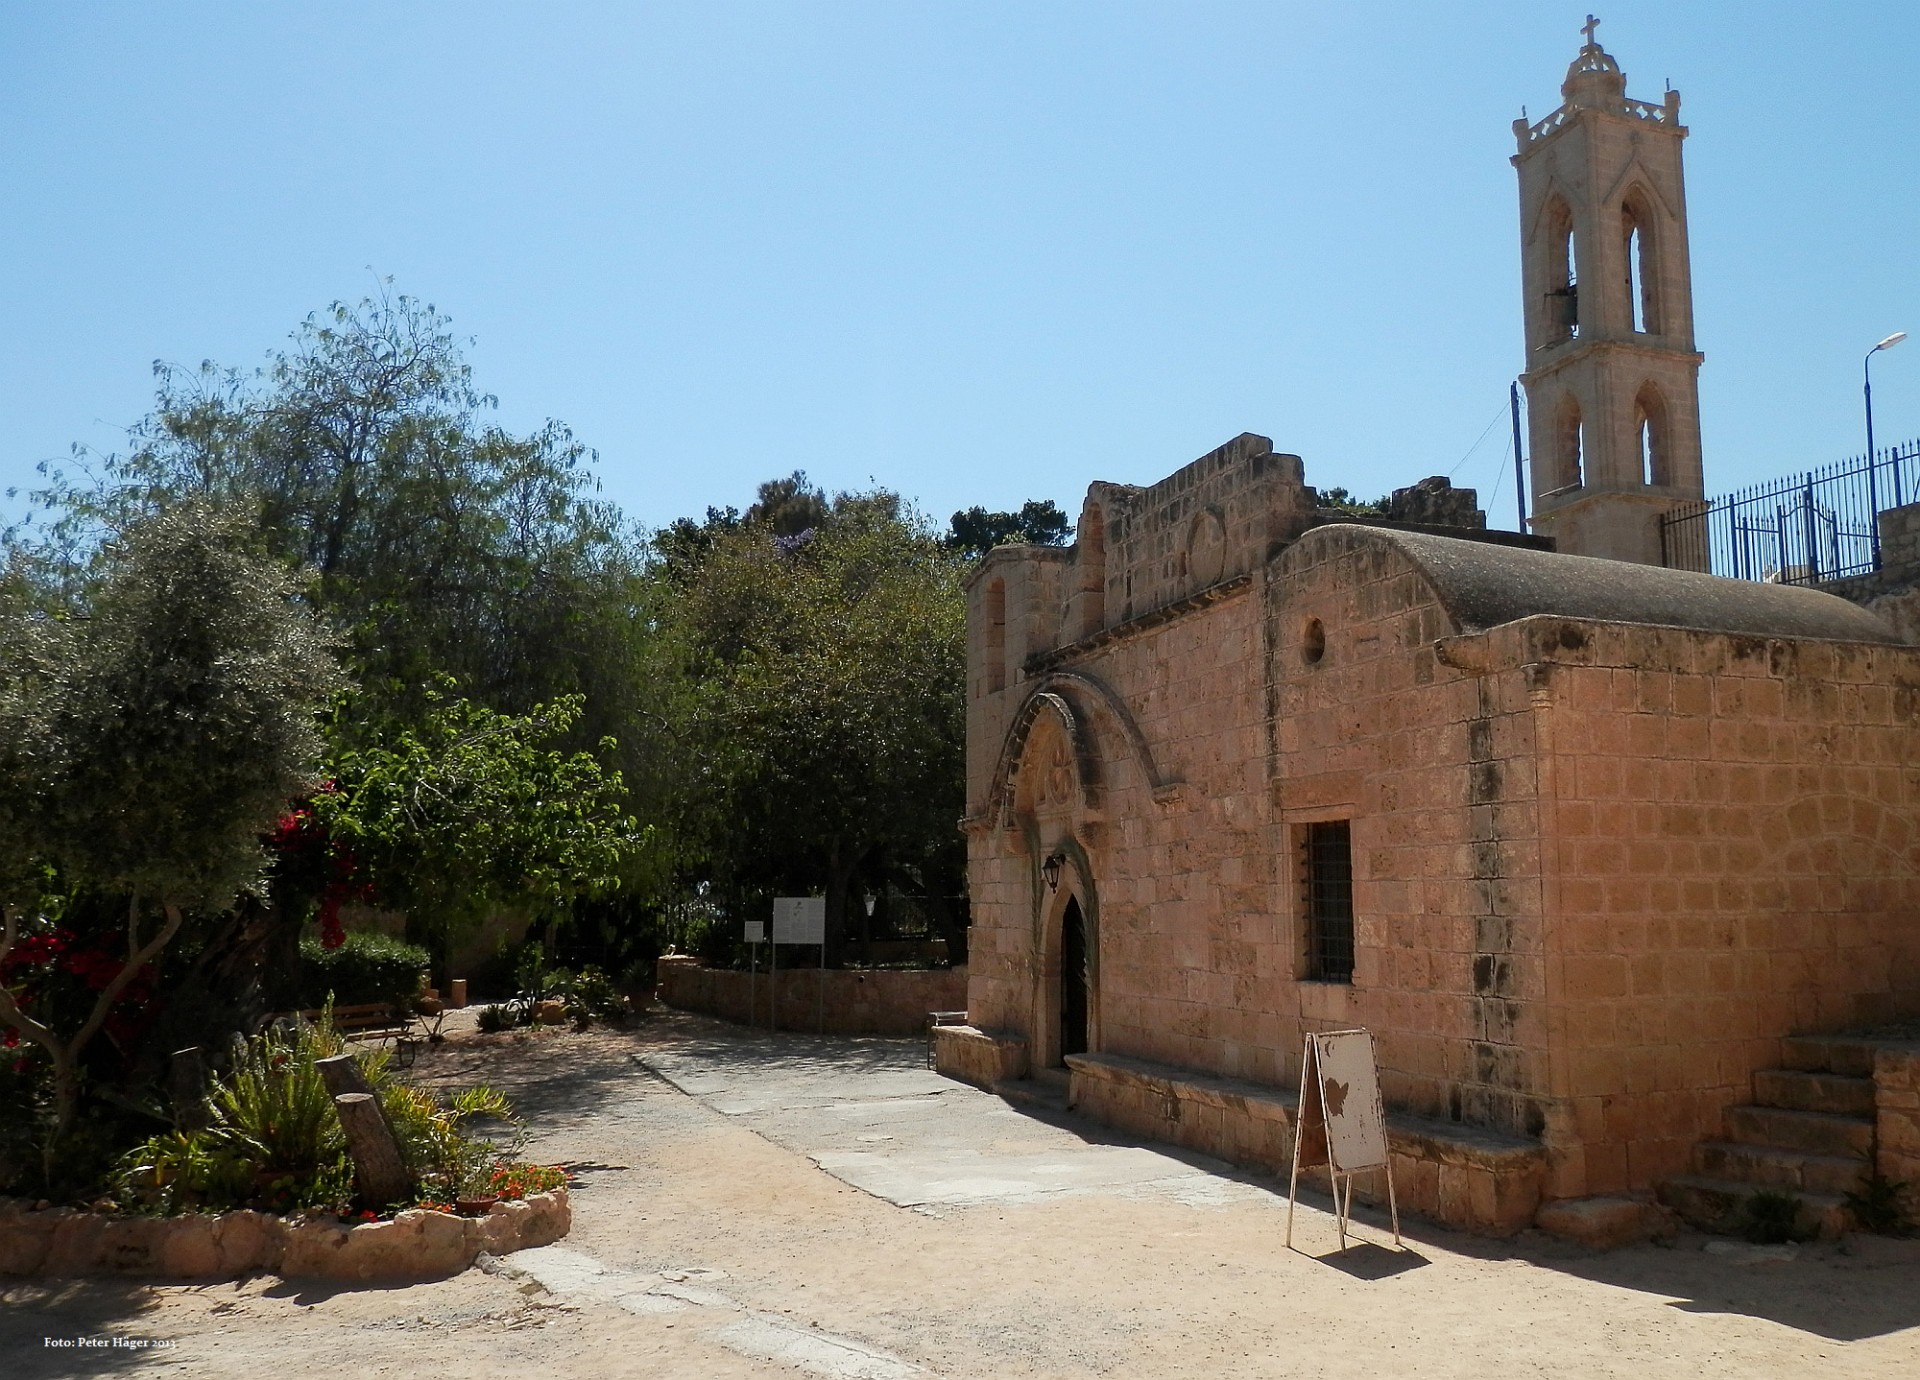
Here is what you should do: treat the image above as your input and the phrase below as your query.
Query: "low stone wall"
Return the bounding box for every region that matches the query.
[932,1024,1030,1087]
[1067,1051,1294,1172]
[1872,1042,1920,1186]
[938,1047,1547,1236]
[0,1188,568,1280]
[657,956,966,1037]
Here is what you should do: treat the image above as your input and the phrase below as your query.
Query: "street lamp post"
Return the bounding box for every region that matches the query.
[1866,332,1908,534]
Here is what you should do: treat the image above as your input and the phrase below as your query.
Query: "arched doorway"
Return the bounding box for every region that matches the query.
[1059,896,1089,1061]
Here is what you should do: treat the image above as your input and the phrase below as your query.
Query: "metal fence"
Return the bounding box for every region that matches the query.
[1661,438,1920,584]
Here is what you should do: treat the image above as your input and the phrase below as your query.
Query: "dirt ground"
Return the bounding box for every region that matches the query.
[4,1006,1920,1379]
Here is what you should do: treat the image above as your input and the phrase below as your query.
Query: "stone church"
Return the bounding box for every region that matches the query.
[934,26,1920,1240]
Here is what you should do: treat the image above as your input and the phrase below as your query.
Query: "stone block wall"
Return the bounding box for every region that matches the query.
[1872,1043,1920,1189]
[1455,615,1920,1196]
[655,957,966,1038]
[1266,527,1550,1141]
[1096,433,1315,627]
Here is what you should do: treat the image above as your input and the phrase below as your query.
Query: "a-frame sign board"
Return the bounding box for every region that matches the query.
[1285,1028,1402,1251]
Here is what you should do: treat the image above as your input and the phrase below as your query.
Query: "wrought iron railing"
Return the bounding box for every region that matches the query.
[1661,438,1920,584]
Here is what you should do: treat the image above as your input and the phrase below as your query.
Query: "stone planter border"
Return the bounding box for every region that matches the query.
[0,1187,568,1280]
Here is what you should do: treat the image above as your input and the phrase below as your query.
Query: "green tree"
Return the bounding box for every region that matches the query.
[654,489,967,961]
[946,500,1073,559]
[315,685,643,983]
[0,503,342,1155]
[20,288,644,733]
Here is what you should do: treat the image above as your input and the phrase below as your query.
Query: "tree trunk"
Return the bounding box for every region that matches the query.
[333,1092,413,1207]
[315,1052,374,1099]
[822,843,867,970]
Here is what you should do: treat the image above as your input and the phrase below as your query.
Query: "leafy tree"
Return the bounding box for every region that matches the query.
[18,288,643,731]
[654,488,967,962]
[1314,486,1389,515]
[946,500,1073,559]
[314,685,643,983]
[746,471,831,538]
[0,503,342,1157]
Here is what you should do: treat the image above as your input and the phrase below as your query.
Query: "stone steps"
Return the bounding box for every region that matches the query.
[1656,1176,1849,1241]
[1723,1104,1874,1158]
[1692,1140,1866,1196]
[1781,1035,1880,1079]
[1656,1037,1877,1239]
[996,1068,1072,1115]
[1751,1068,1876,1117]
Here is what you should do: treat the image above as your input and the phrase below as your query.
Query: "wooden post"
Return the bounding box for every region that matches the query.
[333,1093,413,1207]
[315,1052,373,1099]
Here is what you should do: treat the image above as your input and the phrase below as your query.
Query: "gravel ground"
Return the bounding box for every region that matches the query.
[4,1005,1920,1379]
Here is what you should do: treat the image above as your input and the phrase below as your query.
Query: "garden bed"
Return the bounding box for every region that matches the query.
[0,1186,568,1280]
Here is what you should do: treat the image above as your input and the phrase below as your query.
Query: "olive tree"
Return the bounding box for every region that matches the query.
[0,503,342,1150]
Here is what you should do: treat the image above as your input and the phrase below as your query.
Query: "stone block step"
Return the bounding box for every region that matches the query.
[1752,1068,1876,1117]
[1692,1140,1867,1197]
[1723,1104,1874,1158]
[1656,1175,1849,1240]
[1781,1035,1879,1078]
[996,1076,1071,1116]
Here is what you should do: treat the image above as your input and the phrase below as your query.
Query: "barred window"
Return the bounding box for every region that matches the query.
[1303,820,1354,984]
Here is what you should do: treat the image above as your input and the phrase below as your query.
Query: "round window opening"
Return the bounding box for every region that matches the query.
[1302,618,1326,665]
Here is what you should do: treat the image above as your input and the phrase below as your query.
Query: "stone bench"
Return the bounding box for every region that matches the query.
[1062,1050,1545,1235]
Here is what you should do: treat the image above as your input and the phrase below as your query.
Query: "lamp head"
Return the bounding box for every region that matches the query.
[1875,332,1909,353]
[1041,852,1066,893]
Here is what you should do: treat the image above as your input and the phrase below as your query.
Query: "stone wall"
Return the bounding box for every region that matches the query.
[1873,1043,1920,1188]
[931,1024,1029,1088]
[655,957,966,1037]
[0,1189,569,1280]
[1449,614,1920,1196]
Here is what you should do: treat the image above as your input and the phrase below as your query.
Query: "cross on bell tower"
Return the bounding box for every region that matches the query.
[1512,22,1707,568]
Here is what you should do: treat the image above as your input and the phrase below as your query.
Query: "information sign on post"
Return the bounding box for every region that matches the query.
[771,897,825,945]
[743,921,765,1027]
[769,897,827,1034]
[1285,1027,1401,1251]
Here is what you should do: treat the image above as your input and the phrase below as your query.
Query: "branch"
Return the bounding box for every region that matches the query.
[0,906,64,1062]
[63,897,184,1064]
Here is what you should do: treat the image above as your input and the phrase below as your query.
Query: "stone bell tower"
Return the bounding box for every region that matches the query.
[1513,18,1707,568]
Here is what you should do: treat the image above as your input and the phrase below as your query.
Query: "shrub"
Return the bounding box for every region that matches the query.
[1844,1161,1912,1235]
[116,1007,521,1216]
[296,930,430,1008]
[1743,1189,1804,1244]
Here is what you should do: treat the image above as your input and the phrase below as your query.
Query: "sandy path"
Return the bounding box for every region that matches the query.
[4,1008,1919,1378]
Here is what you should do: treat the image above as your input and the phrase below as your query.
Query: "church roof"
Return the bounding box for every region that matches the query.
[1313,525,1906,645]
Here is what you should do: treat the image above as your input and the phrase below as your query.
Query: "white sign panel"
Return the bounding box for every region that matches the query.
[771,896,826,945]
[1285,1025,1402,1252]
[1313,1029,1388,1173]
[743,920,765,944]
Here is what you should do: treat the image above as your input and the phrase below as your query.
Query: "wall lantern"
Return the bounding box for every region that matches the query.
[1041,852,1067,893]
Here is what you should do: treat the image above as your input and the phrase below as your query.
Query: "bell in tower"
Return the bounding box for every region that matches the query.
[1513,17,1708,568]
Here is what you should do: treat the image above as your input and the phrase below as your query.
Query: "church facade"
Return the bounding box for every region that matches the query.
[934,28,1920,1237]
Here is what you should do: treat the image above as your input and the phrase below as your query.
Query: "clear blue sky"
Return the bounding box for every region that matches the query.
[4,2,1917,538]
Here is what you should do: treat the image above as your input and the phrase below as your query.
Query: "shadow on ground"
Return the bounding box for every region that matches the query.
[639,1006,1920,1344]
[0,1278,183,1380]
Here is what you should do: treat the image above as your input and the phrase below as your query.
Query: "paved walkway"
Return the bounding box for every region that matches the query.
[637,1031,1269,1212]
